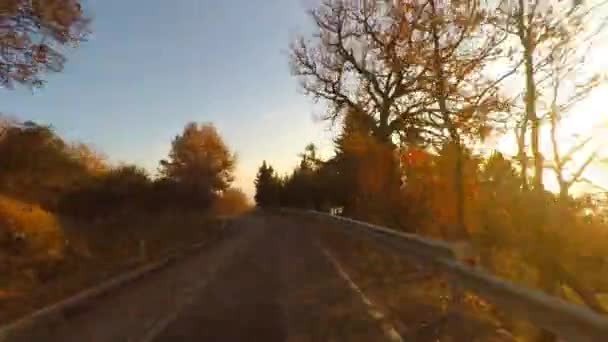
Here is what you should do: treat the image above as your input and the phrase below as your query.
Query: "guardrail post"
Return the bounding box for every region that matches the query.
[139,240,147,262]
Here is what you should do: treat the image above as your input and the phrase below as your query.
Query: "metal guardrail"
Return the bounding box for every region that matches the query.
[291,209,608,342]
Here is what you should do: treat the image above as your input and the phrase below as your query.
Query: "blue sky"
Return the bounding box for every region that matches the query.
[0,0,334,198]
[1,0,606,198]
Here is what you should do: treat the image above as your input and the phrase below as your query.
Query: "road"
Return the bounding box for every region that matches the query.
[3,214,504,341]
[151,214,397,342]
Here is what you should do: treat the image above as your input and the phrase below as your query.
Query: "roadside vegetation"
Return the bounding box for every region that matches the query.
[0,118,250,324]
[255,0,608,340]
[2,0,607,340]
[0,1,252,323]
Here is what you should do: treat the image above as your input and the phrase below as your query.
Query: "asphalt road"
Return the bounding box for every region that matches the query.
[150,214,391,342]
[3,214,396,341]
[3,214,505,342]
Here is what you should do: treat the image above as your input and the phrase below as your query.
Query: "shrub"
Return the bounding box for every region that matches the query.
[0,195,64,285]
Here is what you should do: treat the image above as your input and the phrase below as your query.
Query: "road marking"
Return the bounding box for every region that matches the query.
[138,310,180,342]
[138,231,251,342]
[137,276,212,342]
[321,247,404,342]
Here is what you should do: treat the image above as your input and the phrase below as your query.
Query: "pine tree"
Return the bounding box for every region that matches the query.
[254,161,280,208]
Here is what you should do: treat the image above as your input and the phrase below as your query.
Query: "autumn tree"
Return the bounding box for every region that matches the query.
[60,165,151,218]
[160,123,235,206]
[485,3,608,335]
[291,0,514,231]
[410,0,512,237]
[0,123,91,208]
[211,188,250,216]
[0,0,89,88]
[68,142,108,176]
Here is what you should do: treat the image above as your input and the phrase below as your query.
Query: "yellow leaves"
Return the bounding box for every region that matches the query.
[211,188,250,216]
[0,195,64,260]
[401,144,482,239]
[32,0,82,29]
[162,122,236,193]
[69,143,108,176]
[1,0,87,87]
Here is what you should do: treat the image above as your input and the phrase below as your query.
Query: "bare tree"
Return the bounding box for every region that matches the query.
[413,0,514,236]
[290,0,432,145]
[492,0,607,192]
[544,34,605,204]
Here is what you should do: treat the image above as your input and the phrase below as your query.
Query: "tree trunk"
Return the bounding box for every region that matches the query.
[524,46,543,192]
[517,0,542,192]
[517,123,529,192]
[428,0,468,240]
[453,141,467,239]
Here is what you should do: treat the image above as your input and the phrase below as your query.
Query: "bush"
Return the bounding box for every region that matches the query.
[0,195,64,286]
[211,188,250,216]
[0,196,63,258]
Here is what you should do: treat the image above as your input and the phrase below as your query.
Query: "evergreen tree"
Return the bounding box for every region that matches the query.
[254,161,280,208]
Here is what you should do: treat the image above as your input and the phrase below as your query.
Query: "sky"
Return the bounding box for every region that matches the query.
[0,0,333,198]
[0,0,606,198]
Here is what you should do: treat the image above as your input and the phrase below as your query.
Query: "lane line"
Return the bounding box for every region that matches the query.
[137,274,214,342]
[321,247,404,342]
[138,228,255,342]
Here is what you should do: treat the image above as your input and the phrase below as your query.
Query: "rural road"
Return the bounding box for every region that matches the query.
[4,214,503,342]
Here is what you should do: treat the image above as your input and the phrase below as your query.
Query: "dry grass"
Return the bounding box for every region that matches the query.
[317,223,523,341]
[0,209,227,325]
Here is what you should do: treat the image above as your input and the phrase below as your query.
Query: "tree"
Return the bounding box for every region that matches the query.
[290,0,431,145]
[488,4,608,337]
[328,108,374,214]
[543,27,604,205]
[291,0,513,232]
[60,165,151,218]
[412,0,512,237]
[211,188,250,216]
[330,109,402,224]
[0,123,91,208]
[68,142,108,176]
[0,0,89,88]
[160,122,236,202]
[492,0,607,192]
[254,161,280,208]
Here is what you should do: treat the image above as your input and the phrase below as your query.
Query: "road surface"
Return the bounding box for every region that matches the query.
[4,214,504,341]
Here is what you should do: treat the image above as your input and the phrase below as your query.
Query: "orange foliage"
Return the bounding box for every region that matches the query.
[0,0,89,87]
[341,132,401,225]
[211,188,251,216]
[400,145,482,239]
[0,195,63,259]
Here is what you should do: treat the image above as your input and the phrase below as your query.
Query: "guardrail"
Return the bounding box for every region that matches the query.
[289,209,608,342]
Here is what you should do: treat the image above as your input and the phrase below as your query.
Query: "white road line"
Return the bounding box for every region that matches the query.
[138,276,212,342]
[138,233,249,342]
[321,247,404,342]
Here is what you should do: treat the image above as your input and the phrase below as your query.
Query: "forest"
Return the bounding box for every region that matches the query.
[254,0,608,337]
